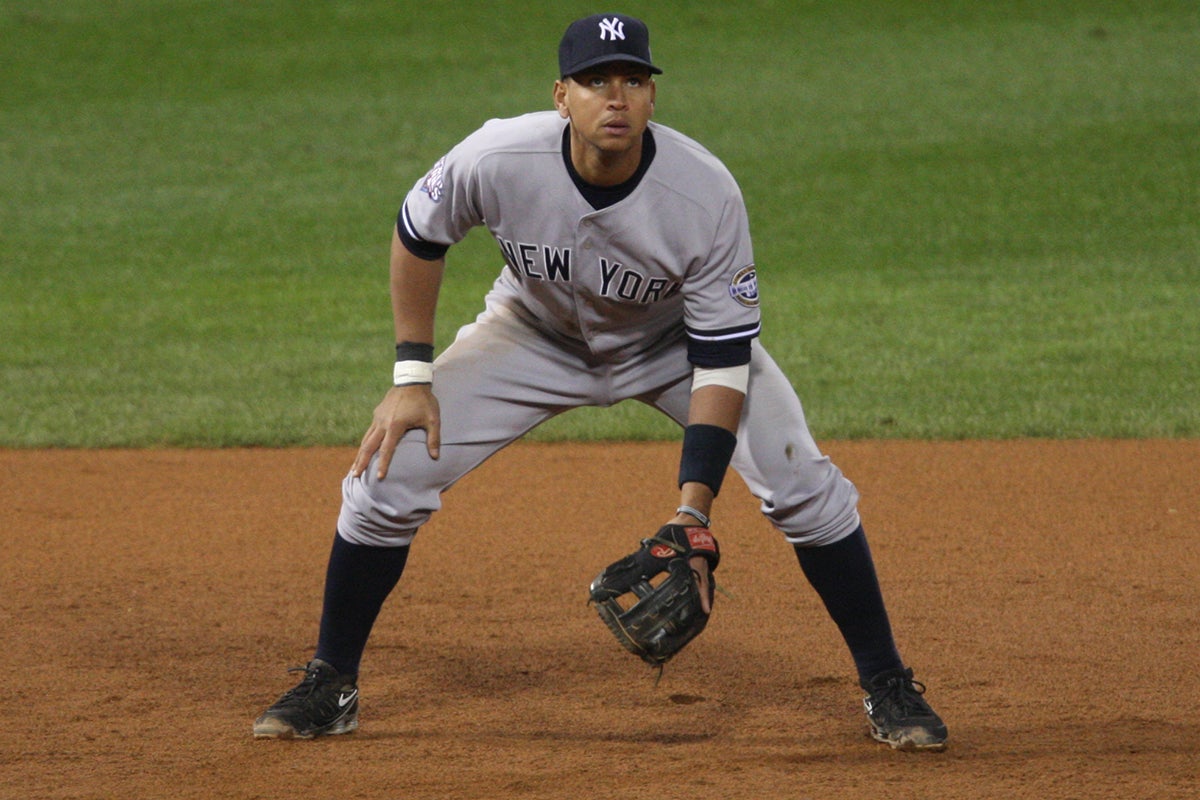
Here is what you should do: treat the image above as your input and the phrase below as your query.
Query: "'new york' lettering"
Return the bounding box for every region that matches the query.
[495,238,680,304]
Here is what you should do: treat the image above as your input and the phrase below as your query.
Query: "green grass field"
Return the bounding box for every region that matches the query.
[2,1,1197,446]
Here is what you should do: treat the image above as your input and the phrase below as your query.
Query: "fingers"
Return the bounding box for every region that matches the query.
[689,555,712,615]
[349,426,412,481]
[424,415,441,460]
[350,387,442,480]
[368,416,440,479]
[351,425,385,478]
[375,428,399,480]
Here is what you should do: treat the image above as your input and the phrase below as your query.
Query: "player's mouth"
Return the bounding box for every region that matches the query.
[601,118,631,135]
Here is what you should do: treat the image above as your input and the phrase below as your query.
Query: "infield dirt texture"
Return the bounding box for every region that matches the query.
[4,441,1197,799]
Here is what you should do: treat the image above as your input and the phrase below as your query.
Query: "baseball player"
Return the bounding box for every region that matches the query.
[253,13,947,751]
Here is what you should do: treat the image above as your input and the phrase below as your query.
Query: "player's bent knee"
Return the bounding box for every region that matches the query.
[755,466,862,548]
[767,491,861,548]
[781,511,861,548]
[336,523,417,548]
[338,475,433,547]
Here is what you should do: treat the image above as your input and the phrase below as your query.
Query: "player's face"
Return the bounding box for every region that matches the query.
[554,63,656,182]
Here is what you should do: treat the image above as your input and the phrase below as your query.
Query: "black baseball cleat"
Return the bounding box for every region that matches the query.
[253,659,360,739]
[861,667,947,751]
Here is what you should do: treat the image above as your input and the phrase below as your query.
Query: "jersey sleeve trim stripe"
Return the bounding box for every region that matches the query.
[399,201,420,241]
[397,202,450,261]
[685,321,761,342]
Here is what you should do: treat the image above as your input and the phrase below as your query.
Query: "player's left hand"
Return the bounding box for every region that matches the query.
[688,554,712,615]
[588,524,719,666]
[672,509,714,614]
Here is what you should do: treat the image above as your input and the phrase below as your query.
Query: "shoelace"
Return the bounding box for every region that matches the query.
[875,675,931,715]
[280,664,322,700]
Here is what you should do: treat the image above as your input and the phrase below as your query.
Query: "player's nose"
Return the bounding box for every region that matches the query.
[605,83,629,107]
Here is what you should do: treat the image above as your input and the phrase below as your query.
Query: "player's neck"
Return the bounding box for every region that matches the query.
[569,140,643,187]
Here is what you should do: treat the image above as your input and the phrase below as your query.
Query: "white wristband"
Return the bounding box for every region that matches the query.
[393,360,433,386]
[691,364,750,394]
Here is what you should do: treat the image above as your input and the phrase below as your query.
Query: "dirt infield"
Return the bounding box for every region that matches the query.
[3,441,1197,799]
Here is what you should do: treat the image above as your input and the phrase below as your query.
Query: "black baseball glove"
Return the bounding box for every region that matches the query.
[588,524,719,667]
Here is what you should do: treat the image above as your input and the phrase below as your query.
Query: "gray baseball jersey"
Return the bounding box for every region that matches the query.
[399,111,761,366]
[339,111,860,550]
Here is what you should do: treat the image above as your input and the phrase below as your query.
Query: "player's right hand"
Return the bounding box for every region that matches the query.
[352,385,441,480]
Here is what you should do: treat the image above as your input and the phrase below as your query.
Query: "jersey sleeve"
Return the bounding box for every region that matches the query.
[683,188,761,368]
[396,127,492,259]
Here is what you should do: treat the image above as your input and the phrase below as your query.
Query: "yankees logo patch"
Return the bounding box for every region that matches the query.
[598,17,625,41]
[728,264,759,307]
[420,156,447,202]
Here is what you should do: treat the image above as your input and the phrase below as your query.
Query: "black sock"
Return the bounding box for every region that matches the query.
[314,533,410,676]
[793,525,904,685]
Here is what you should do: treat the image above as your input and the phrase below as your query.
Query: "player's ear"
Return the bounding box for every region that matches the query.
[553,79,570,118]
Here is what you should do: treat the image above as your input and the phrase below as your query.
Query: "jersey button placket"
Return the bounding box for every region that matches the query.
[574,219,598,351]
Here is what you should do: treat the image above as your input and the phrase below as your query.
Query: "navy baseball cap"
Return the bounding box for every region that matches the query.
[558,14,662,78]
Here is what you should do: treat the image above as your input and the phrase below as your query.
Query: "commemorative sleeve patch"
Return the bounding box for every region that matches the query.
[728,264,759,307]
[420,156,447,202]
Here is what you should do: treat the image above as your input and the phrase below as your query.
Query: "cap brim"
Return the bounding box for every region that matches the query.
[563,55,663,77]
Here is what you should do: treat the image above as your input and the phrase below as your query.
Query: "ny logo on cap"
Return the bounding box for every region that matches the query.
[598,17,625,41]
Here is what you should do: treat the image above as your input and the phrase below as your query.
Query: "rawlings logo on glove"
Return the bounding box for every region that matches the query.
[589,524,719,668]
